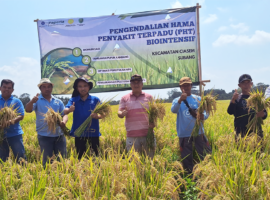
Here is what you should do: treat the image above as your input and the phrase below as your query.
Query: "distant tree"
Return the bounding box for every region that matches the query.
[19,93,30,107]
[110,100,120,105]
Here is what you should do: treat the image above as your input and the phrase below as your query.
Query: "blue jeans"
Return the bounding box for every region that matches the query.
[0,134,26,162]
[38,134,67,166]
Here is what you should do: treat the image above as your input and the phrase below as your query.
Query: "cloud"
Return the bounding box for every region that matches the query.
[218,26,228,32]
[212,30,270,47]
[0,57,40,96]
[171,0,183,8]
[217,7,227,12]
[203,14,218,24]
[230,23,249,33]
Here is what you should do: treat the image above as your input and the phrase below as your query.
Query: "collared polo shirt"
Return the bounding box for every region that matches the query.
[65,95,101,137]
[0,95,24,138]
[33,94,65,137]
[119,92,152,137]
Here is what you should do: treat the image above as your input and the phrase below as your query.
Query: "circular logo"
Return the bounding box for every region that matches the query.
[72,47,82,57]
[79,18,84,23]
[41,21,45,25]
[68,19,74,24]
[82,55,91,65]
[87,67,96,76]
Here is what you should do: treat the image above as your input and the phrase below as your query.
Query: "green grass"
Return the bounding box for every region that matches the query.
[0,100,269,199]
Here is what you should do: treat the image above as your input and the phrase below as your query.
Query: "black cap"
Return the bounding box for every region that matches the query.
[72,77,93,97]
[239,74,252,83]
[130,74,142,82]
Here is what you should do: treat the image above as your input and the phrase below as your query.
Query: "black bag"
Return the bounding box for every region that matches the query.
[183,100,197,119]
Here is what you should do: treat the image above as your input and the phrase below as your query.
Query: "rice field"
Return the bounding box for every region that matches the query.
[1,100,270,199]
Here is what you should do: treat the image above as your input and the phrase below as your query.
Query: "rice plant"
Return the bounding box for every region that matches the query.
[246,89,270,133]
[43,107,70,136]
[0,104,19,143]
[191,90,217,137]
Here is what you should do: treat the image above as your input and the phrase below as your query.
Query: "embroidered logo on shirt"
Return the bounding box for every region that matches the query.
[54,101,60,105]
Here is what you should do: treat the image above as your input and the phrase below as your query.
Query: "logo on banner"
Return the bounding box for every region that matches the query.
[41,21,45,25]
[79,18,84,23]
[68,19,74,24]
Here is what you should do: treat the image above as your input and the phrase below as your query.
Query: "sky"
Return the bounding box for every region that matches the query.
[0,0,270,100]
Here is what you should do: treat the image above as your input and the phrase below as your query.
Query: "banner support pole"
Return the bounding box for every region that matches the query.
[196,3,203,95]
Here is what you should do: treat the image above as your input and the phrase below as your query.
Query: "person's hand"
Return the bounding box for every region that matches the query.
[149,122,155,129]
[0,120,13,129]
[257,110,265,118]
[31,93,39,103]
[178,93,187,104]
[199,113,204,120]
[59,121,66,128]
[91,113,100,119]
[231,89,239,104]
[121,107,128,117]
[69,102,75,113]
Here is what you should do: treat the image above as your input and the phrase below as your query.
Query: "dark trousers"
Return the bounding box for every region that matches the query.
[38,134,67,166]
[0,134,26,162]
[75,137,99,159]
[179,134,212,174]
[235,126,263,139]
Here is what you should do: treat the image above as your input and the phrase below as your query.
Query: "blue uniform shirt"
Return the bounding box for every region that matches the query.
[65,95,101,137]
[0,95,24,138]
[33,94,65,137]
[171,94,209,138]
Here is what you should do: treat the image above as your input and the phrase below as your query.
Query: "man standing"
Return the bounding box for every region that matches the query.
[227,74,267,138]
[25,78,68,166]
[118,74,155,158]
[171,77,211,174]
[0,79,26,162]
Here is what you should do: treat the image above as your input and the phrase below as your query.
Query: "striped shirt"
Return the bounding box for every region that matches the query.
[119,92,152,137]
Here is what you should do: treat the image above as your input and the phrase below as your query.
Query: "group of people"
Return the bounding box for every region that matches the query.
[0,73,269,174]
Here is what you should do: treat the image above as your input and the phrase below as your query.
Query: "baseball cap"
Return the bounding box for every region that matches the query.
[37,78,54,88]
[130,74,143,82]
[239,74,252,83]
[179,77,192,86]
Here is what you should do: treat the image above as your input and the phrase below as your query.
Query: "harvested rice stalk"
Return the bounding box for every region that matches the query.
[246,90,270,133]
[74,97,114,137]
[191,90,217,137]
[0,104,20,143]
[43,107,70,136]
[144,97,166,149]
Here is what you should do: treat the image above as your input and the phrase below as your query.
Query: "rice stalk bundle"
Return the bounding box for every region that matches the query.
[0,104,19,143]
[246,90,270,133]
[191,90,217,137]
[43,107,70,136]
[74,97,114,137]
[144,97,166,149]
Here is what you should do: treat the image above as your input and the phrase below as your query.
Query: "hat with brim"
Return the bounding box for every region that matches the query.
[130,74,143,82]
[239,74,252,83]
[38,78,54,88]
[179,77,192,86]
[72,77,93,97]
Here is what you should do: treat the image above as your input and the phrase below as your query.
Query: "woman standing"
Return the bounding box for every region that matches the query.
[64,77,102,159]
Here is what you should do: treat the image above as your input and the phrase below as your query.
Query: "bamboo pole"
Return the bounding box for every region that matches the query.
[196,3,202,95]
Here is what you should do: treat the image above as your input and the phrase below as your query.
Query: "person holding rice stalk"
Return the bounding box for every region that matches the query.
[171,77,211,175]
[25,78,68,166]
[64,77,103,159]
[0,79,26,162]
[227,74,267,139]
[118,74,156,158]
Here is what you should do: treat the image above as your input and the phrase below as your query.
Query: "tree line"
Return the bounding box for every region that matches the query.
[13,83,269,107]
